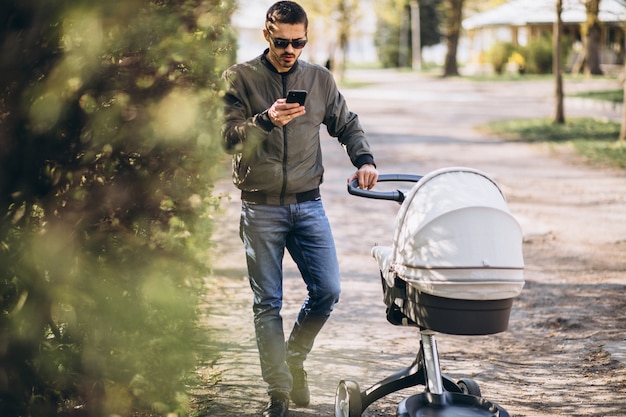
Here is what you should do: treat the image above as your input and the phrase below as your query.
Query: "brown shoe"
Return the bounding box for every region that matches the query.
[261,392,289,417]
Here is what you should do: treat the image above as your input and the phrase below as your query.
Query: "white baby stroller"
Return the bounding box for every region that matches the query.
[335,167,525,417]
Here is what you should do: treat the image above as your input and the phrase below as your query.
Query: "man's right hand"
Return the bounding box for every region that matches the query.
[268,99,306,127]
[348,164,378,190]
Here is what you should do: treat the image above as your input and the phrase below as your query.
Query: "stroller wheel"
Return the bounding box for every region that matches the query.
[457,378,482,397]
[335,380,362,417]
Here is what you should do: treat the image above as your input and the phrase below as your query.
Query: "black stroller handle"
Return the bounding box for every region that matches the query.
[348,173,423,203]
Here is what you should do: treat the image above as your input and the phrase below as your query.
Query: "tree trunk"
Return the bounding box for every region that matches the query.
[399,4,410,67]
[619,39,626,141]
[619,77,626,139]
[337,0,350,81]
[442,0,464,77]
[584,0,603,75]
[554,0,565,124]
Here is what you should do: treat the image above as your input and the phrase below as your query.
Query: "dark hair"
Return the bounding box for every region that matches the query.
[266,1,308,30]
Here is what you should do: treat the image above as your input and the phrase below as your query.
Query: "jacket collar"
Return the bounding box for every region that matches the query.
[261,48,300,75]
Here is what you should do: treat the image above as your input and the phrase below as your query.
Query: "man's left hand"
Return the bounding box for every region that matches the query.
[348,164,378,190]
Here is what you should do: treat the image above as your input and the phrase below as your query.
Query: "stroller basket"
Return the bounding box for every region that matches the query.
[371,167,524,335]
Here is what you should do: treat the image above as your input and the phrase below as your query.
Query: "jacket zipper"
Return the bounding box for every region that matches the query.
[280,75,288,205]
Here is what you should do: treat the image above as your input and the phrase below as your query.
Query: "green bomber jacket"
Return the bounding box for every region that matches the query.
[222,50,375,205]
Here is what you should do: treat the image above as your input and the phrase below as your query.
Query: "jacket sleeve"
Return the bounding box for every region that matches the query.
[323,77,376,168]
[221,69,275,155]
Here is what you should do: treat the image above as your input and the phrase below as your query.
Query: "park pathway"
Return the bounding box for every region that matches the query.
[195,70,626,417]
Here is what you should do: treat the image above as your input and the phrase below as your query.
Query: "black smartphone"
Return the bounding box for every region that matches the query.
[286,90,307,106]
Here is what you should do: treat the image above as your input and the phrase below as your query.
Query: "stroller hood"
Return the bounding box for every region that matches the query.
[372,167,524,301]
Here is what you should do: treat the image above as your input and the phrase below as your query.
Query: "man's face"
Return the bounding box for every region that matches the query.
[263,22,307,73]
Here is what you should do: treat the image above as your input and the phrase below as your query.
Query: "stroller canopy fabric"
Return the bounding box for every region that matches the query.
[373,167,524,301]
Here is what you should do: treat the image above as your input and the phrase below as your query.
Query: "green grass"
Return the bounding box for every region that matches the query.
[338,79,375,89]
[466,73,554,82]
[465,73,619,83]
[484,117,626,169]
[571,89,623,103]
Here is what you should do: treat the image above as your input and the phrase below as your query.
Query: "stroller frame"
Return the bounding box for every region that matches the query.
[336,330,509,417]
[335,172,520,417]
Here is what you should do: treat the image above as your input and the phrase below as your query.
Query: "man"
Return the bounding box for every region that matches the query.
[222,2,378,416]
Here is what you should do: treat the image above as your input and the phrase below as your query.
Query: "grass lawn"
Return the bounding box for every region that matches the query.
[484,117,626,169]
[572,89,623,103]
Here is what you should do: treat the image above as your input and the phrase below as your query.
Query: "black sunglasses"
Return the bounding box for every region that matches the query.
[268,34,308,49]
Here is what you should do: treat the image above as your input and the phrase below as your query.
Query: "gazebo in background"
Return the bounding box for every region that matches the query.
[462,0,626,74]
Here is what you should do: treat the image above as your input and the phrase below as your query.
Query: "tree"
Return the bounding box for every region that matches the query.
[0,1,235,415]
[554,0,565,124]
[301,0,361,79]
[416,0,444,49]
[619,54,626,141]
[374,0,442,68]
[440,0,465,76]
[573,0,604,75]
[336,0,360,79]
[584,0,604,75]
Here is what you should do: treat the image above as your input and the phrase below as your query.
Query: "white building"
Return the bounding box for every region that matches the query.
[231,0,377,66]
[462,0,626,72]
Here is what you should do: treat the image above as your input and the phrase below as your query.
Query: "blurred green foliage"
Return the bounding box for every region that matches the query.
[375,0,442,68]
[487,41,516,74]
[522,36,554,74]
[0,0,236,416]
[487,35,573,75]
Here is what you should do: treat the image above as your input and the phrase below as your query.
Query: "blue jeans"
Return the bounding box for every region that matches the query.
[239,199,341,395]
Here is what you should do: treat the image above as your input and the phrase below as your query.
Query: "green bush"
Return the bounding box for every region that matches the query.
[523,37,554,74]
[487,41,516,74]
[375,17,402,68]
[0,1,236,415]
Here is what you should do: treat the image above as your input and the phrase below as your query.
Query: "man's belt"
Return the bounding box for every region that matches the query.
[241,188,321,205]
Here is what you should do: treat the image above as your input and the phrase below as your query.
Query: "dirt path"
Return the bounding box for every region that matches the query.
[194,70,626,417]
